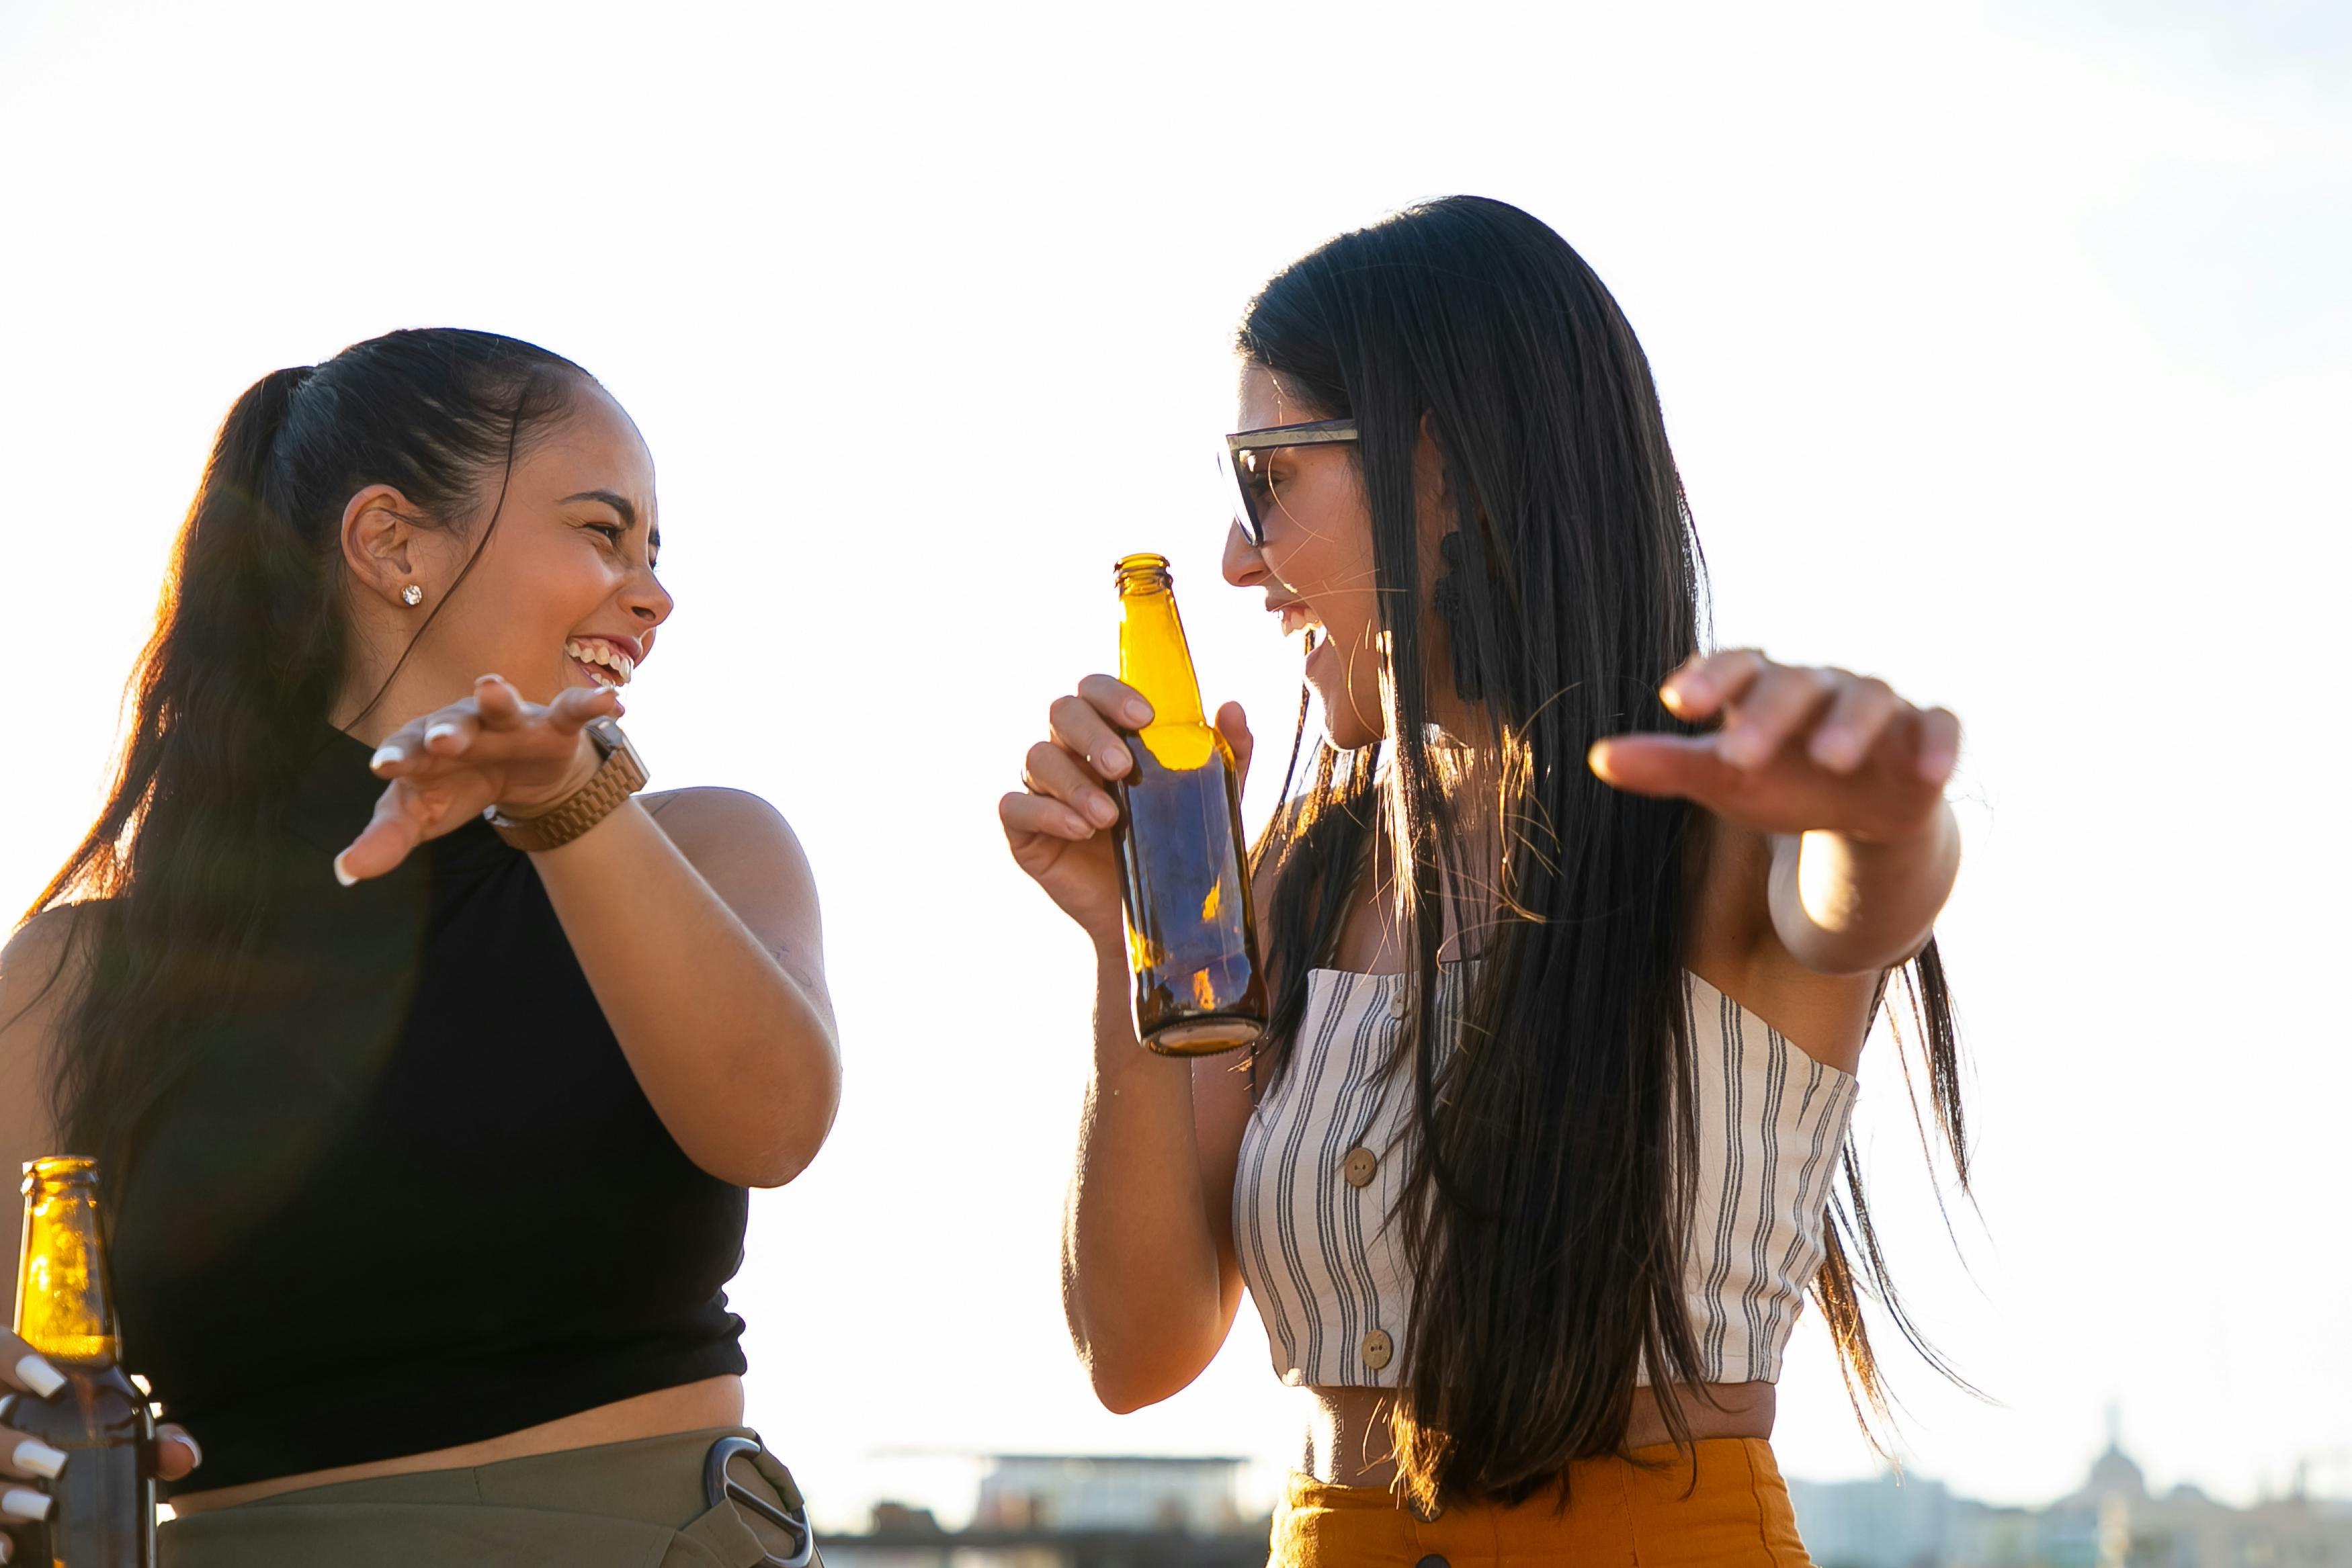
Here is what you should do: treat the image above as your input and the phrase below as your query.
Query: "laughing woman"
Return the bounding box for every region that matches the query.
[1004,198,1971,1566]
[0,330,837,1567]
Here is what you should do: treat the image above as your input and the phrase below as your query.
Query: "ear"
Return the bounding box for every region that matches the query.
[1415,412,1452,507]
[341,484,425,605]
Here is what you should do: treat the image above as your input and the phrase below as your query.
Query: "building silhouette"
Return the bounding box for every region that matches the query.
[1791,1415,2352,1568]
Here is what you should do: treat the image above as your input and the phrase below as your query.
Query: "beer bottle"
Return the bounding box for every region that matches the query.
[1109,553,1268,1055]
[7,1158,155,1568]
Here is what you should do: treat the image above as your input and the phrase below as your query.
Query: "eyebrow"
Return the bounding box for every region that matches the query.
[562,489,661,557]
[562,489,638,529]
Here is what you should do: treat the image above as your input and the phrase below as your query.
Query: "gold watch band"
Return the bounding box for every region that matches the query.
[485,717,649,853]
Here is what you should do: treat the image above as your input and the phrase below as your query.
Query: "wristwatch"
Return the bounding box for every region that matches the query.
[483,717,650,852]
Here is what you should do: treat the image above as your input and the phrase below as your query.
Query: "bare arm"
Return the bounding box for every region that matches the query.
[335,678,841,1190]
[537,787,840,1190]
[1060,943,1253,1411]
[1009,676,1257,1411]
[1594,651,1963,1069]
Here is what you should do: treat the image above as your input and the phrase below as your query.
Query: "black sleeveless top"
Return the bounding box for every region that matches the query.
[110,726,749,1491]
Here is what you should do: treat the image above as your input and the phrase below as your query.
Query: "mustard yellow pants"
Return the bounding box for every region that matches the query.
[159,1426,817,1568]
[1271,1438,1812,1567]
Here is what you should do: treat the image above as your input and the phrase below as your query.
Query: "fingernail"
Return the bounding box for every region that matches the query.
[1,1487,52,1522]
[332,853,358,888]
[424,722,460,746]
[12,1354,64,1399]
[1087,795,1119,827]
[1127,701,1152,725]
[369,744,401,773]
[11,1438,66,1481]
[1097,747,1127,776]
[169,1430,203,1469]
[1812,731,1858,770]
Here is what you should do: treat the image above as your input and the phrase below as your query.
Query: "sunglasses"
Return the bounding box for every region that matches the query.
[1219,419,1359,548]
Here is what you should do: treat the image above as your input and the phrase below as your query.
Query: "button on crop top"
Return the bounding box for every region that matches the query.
[107,726,750,1491]
[1233,965,1858,1389]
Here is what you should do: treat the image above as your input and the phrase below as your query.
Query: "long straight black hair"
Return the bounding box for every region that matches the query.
[22,329,589,1184]
[1240,198,1970,1512]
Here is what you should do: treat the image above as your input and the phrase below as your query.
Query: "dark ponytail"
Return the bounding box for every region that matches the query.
[23,329,589,1181]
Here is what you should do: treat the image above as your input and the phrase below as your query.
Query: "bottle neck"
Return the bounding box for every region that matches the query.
[16,1161,121,1366]
[1116,584,1207,731]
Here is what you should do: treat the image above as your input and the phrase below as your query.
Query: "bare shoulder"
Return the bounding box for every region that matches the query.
[640,787,811,875]
[636,788,825,982]
[1,905,99,1033]
[2,904,101,1159]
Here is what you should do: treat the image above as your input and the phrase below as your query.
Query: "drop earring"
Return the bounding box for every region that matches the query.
[1430,531,1486,703]
[401,584,423,607]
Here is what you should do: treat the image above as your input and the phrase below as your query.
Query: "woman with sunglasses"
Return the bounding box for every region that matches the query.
[0,329,835,1566]
[1003,197,1970,1566]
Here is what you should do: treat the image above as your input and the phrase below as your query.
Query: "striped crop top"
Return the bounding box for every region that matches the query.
[1233,965,1859,1389]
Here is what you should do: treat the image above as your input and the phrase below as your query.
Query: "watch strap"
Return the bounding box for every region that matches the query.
[485,721,649,852]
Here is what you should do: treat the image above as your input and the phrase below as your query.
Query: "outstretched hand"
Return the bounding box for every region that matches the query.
[1588,650,1958,844]
[335,675,622,883]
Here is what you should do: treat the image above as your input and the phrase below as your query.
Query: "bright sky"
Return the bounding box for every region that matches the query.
[4,0,2346,1530]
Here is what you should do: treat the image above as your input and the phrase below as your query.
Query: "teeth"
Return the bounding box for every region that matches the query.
[564,640,635,685]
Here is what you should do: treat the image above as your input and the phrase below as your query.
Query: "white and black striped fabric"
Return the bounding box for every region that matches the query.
[1232,967,1859,1389]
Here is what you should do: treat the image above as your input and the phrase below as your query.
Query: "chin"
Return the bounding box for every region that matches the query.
[1310,679,1386,751]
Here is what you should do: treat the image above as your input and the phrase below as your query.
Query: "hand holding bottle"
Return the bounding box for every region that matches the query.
[1001,677,1255,946]
[0,1330,200,1566]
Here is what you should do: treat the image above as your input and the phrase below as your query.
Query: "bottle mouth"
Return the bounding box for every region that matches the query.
[1114,552,1173,593]
[22,1156,99,1194]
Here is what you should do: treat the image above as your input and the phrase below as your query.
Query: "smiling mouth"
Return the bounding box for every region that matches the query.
[564,638,636,687]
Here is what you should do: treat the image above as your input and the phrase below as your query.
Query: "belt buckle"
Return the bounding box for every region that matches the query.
[702,1434,815,1568]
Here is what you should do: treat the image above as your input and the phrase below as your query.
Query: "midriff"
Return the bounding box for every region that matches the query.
[167,1373,746,1514]
[1301,1381,1773,1487]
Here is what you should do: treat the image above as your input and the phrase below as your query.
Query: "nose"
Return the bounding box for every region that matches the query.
[624,564,673,628]
[1222,519,1266,588]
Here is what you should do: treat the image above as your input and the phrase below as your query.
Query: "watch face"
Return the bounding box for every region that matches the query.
[585,715,647,782]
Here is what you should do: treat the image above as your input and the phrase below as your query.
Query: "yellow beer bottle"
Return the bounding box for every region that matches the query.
[8,1158,155,1567]
[1109,553,1268,1054]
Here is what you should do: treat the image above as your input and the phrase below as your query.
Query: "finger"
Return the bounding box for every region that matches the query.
[1,1427,66,1483]
[1808,678,1900,775]
[1915,706,1961,784]
[1215,701,1253,787]
[548,683,621,734]
[0,1345,64,1400]
[366,720,434,779]
[1717,665,1838,770]
[419,709,481,759]
[156,1424,202,1483]
[1023,741,1121,828]
[1050,693,1137,781]
[333,782,428,886]
[1077,674,1154,730]
[1660,649,1765,722]
[1588,733,1745,803]
[1000,790,1097,844]
[472,674,526,730]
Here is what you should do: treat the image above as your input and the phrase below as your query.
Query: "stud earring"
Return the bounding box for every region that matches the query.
[401,584,423,607]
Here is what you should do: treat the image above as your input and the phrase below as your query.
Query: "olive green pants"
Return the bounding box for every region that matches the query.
[159,1426,818,1568]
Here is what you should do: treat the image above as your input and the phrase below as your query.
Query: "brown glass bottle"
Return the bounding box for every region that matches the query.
[1109,554,1267,1055]
[7,1158,155,1568]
